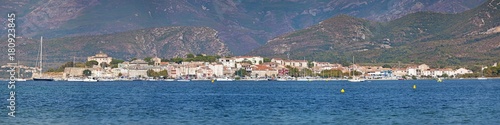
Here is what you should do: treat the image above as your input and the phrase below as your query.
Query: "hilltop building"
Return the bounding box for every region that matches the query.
[87,51,112,66]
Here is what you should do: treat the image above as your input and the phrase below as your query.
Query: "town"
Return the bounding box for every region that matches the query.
[3,51,497,82]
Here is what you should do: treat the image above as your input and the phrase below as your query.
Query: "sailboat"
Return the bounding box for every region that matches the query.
[176,66,191,82]
[348,56,364,82]
[33,36,54,81]
[478,66,487,80]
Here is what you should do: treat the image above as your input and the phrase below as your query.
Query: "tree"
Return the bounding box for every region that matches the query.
[110,59,124,65]
[83,69,92,76]
[144,57,152,62]
[147,69,158,77]
[186,54,195,58]
[118,73,123,77]
[307,61,314,68]
[130,58,137,61]
[382,64,392,68]
[235,68,248,77]
[47,68,56,72]
[170,57,183,64]
[158,70,168,77]
[75,63,86,68]
[320,69,344,78]
[301,68,313,77]
[100,62,109,68]
[441,73,449,78]
[285,66,300,77]
[263,58,271,63]
[85,60,98,67]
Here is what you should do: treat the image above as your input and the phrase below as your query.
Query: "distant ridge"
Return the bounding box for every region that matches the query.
[248,0,500,66]
[7,26,231,68]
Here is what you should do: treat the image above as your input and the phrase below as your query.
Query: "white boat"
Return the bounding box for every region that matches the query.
[348,78,365,82]
[116,78,133,81]
[296,77,310,81]
[83,78,98,82]
[15,78,27,82]
[176,79,191,82]
[478,77,487,80]
[67,77,84,82]
[277,78,287,81]
[98,78,116,82]
[348,56,364,83]
[478,66,487,80]
[164,79,175,81]
[33,36,54,81]
[216,77,234,81]
[146,79,159,81]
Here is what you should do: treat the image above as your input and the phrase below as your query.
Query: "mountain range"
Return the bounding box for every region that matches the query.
[12,26,230,68]
[0,0,485,54]
[0,0,496,68]
[249,0,500,67]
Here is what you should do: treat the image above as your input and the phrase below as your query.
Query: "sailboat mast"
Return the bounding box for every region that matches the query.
[39,36,43,77]
[352,56,355,77]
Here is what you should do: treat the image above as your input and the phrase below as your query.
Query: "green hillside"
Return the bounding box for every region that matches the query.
[5,26,231,69]
[249,0,500,67]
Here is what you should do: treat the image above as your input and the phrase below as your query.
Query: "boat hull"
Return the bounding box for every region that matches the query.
[176,79,191,82]
[33,78,54,81]
[348,79,365,82]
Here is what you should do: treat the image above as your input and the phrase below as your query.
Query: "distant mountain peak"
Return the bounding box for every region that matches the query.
[248,0,500,66]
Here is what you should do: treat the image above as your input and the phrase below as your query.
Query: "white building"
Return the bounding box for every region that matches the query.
[234,56,264,65]
[407,65,418,76]
[284,60,308,68]
[218,57,236,68]
[87,51,113,65]
[455,68,473,75]
[208,63,224,77]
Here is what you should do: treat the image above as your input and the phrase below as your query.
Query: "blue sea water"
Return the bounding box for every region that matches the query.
[1,79,499,124]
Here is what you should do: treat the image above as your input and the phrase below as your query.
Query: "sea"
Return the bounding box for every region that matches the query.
[1,79,499,124]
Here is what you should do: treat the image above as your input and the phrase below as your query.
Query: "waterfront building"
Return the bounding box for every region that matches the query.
[284,60,308,69]
[218,57,236,68]
[234,56,264,65]
[87,51,113,66]
[455,68,473,75]
[207,63,224,77]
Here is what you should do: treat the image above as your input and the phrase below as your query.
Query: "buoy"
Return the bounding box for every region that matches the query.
[413,84,416,89]
[341,88,345,93]
[211,79,215,83]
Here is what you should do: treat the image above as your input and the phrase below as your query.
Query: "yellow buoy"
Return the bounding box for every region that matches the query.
[413,84,416,89]
[211,79,215,83]
[341,88,345,93]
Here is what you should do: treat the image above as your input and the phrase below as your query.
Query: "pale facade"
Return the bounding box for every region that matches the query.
[284,60,308,68]
[251,65,278,78]
[234,56,264,65]
[218,57,236,68]
[87,51,112,65]
[455,68,473,75]
[208,64,224,77]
